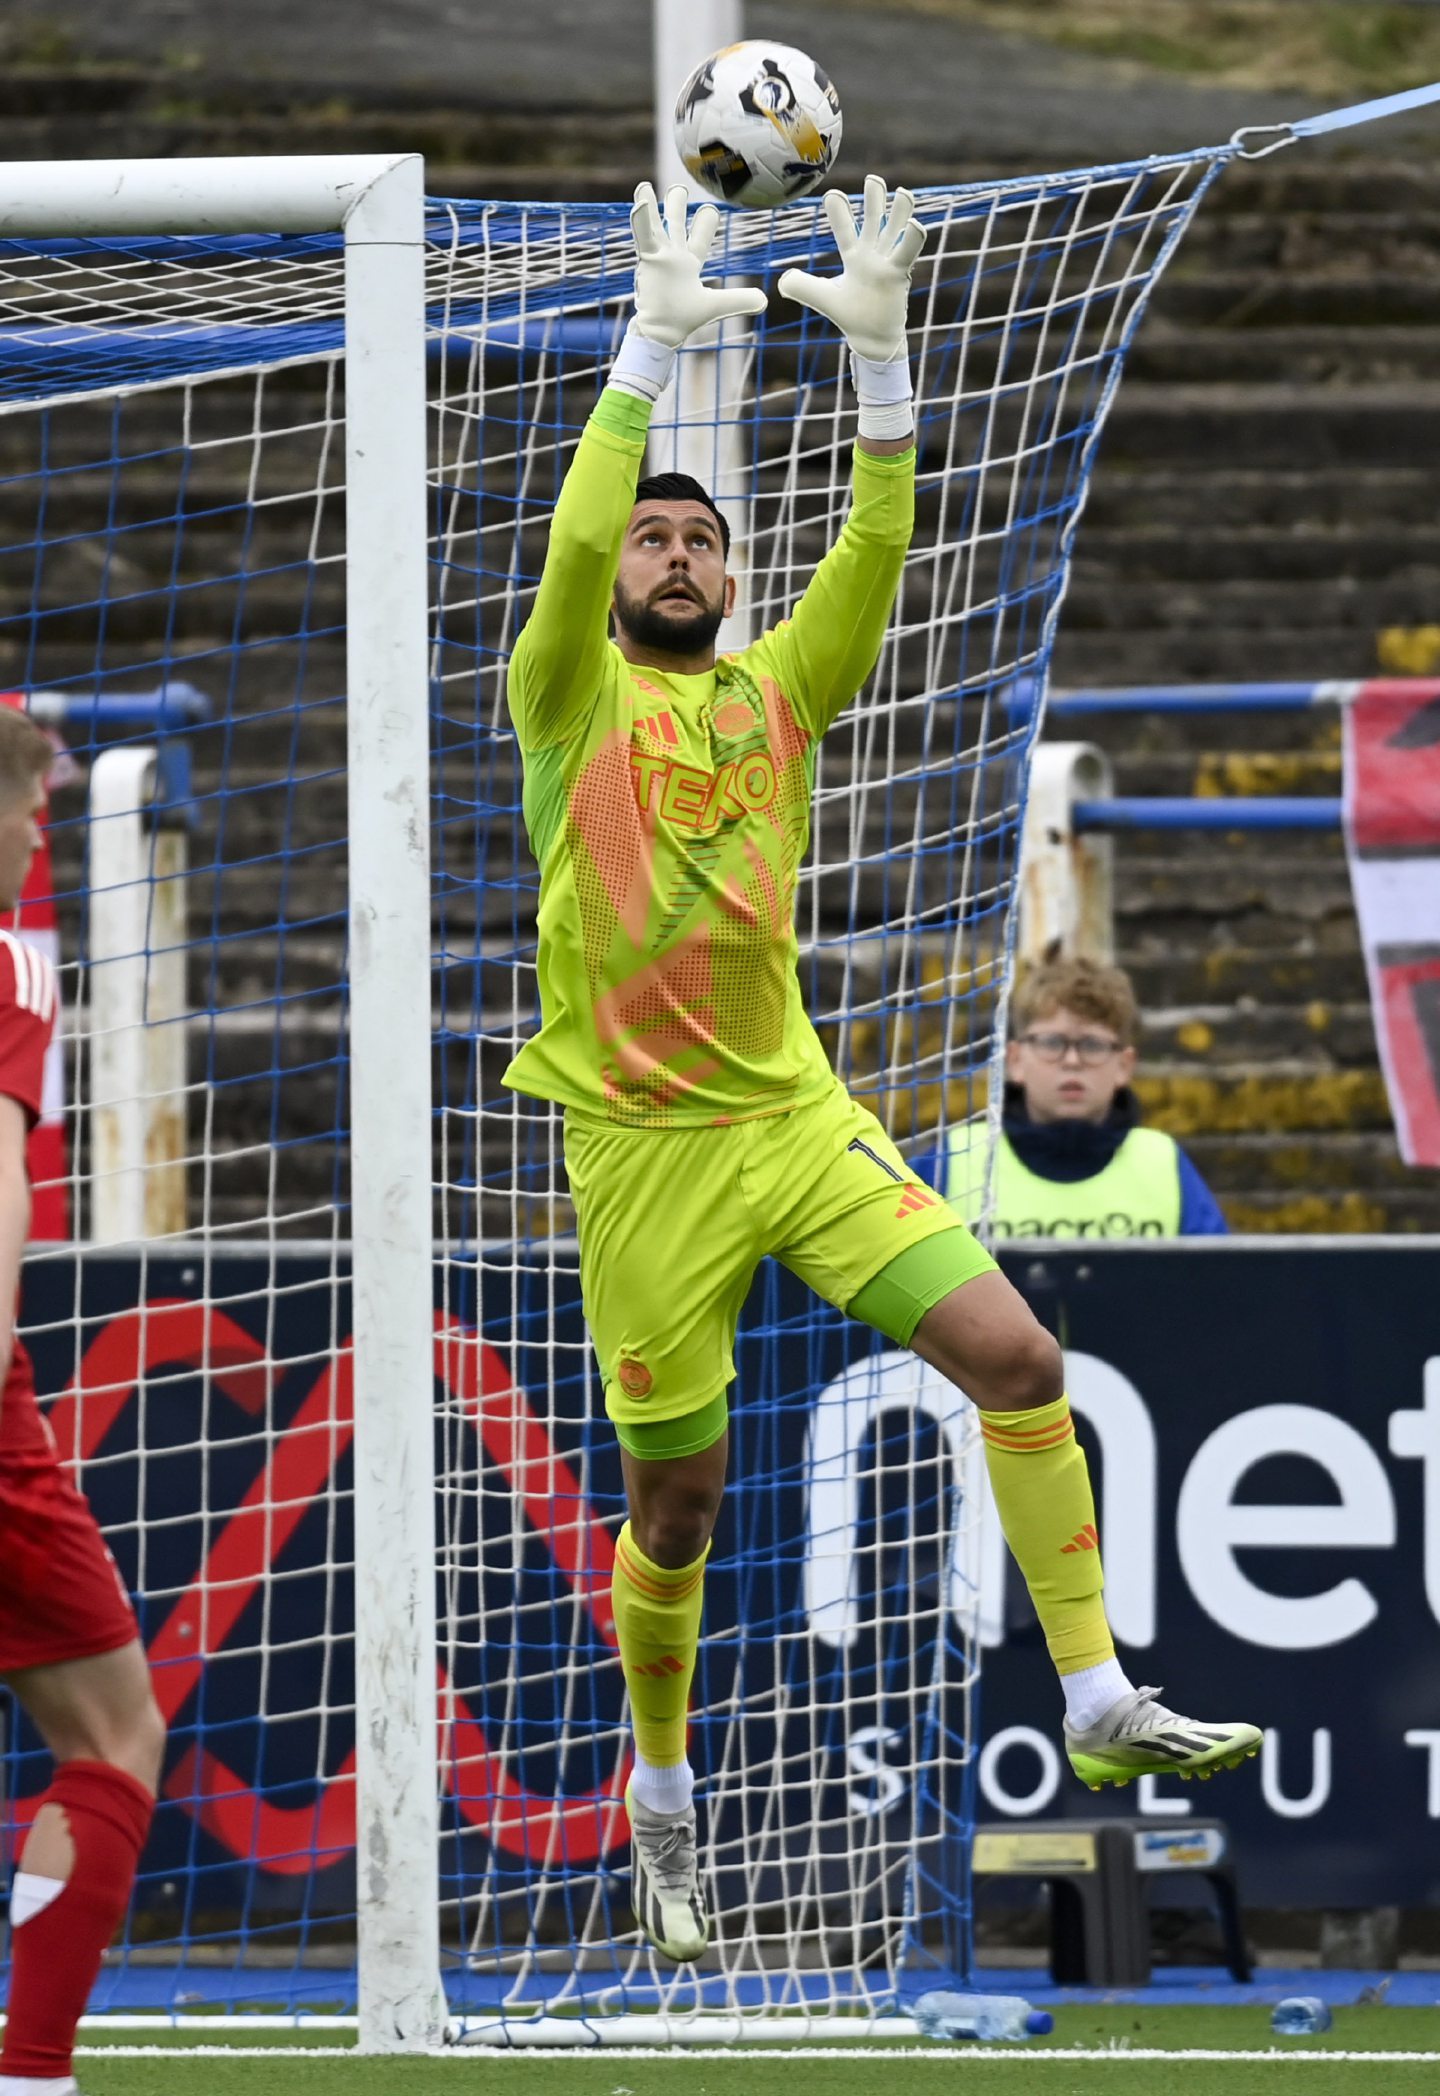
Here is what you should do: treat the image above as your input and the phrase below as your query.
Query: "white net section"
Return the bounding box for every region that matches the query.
[0,149,1231,2030]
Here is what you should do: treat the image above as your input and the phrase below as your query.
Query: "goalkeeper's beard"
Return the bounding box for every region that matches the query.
[613,579,725,660]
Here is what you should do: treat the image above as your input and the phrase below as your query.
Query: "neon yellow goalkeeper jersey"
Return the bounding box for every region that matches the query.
[503,385,914,1128]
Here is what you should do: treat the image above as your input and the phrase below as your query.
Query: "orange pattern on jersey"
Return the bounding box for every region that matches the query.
[567,730,658,954]
[594,933,723,1107]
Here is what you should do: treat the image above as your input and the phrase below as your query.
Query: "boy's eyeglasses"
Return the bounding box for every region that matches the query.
[1019,1031,1124,1066]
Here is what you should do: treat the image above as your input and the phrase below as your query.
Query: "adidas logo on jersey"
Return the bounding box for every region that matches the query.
[0,928,56,1022]
[634,710,679,748]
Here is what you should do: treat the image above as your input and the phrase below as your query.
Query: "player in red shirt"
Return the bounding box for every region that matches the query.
[0,709,164,2096]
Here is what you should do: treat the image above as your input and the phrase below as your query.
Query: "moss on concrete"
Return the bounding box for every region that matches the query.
[1135,1068,1390,1134]
[1222,1191,1391,1233]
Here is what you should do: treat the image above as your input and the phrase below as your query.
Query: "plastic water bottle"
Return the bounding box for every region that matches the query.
[912,1989,1054,2042]
[1271,1996,1333,2036]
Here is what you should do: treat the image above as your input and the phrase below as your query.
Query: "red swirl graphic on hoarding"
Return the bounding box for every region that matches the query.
[16,1300,629,1872]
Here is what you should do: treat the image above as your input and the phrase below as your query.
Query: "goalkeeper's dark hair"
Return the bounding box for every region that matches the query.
[632,473,730,558]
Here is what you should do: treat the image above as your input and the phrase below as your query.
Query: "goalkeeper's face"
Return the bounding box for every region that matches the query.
[613,501,735,663]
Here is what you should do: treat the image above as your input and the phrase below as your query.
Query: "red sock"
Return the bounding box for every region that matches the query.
[1,1759,153,2079]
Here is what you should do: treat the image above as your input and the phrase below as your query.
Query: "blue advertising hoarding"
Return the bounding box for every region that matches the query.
[13,1239,1438,1917]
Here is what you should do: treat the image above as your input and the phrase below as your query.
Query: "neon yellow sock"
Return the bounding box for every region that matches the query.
[978,1393,1114,1675]
[611,1523,707,1766]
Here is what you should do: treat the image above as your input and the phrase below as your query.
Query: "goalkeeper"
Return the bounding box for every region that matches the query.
[504,177,1259,1965]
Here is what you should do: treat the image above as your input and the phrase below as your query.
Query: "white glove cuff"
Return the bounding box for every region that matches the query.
[609,321,676,404]
[850,350,915,441]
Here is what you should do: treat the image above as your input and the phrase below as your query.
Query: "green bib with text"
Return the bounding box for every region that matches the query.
[944,1120,1183,1239]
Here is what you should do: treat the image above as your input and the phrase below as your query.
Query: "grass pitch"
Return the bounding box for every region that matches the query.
[72,2006,1440,2094]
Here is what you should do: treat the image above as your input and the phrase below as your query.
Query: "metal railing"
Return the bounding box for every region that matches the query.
[1014,677,1440,959]
[27,684,212,1240]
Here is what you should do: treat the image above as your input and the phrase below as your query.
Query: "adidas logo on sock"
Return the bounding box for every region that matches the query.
[636,1654,687,1679]
[1060,1523,1099,1554]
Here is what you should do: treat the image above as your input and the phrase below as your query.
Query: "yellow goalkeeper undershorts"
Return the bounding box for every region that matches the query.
[564,1080,996,1457]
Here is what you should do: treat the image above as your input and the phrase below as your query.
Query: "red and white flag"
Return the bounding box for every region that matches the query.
[1342,678,1440,1167]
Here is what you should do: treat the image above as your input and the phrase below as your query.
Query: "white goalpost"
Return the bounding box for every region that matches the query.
[0,153,445,2053]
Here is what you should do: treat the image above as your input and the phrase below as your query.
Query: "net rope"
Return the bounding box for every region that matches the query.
[0,150,1230,2030]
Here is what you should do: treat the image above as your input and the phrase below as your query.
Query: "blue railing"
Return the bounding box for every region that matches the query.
[1009,678,1362,720]
[1073,795,1341,832]
[26,681,211,733]
[1013,677,1440,834]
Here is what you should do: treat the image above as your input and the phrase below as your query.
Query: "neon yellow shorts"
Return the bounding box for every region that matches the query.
[564,1081,995,1438]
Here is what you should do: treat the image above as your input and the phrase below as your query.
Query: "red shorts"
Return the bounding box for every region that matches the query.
[0,1455,140,1674]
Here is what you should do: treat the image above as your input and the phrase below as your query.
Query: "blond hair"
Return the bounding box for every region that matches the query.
[1010,954,1139,1047]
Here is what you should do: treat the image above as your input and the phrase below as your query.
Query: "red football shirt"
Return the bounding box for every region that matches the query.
[0,927,58,1458]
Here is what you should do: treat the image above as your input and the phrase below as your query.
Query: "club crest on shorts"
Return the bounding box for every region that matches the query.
[617,1354,654,1399]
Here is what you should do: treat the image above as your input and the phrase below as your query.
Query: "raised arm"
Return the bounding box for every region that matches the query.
[768,178,926,733]
[507,185,766,749]
[506,393,650,750]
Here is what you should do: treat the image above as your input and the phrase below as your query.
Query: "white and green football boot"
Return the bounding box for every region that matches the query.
[627,1784,710,1963]
[1065,1685,1262,1793]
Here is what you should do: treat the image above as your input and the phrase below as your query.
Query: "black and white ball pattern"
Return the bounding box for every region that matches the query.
[674,40,842,211]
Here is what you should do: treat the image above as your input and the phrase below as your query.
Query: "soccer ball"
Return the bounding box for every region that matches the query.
[673,41,842,210]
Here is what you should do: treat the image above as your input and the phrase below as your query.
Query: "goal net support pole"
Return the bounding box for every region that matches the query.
[0,153,444,2053]
[650,0,757,651]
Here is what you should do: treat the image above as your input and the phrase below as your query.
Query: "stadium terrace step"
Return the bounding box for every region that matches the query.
[1134,1065,1392,1136]
[1150,273,1440,329]
[1219,1187,1440,1233]
[1050,626,1403,685]
[1114,856,1353,924]
[1071,527,1440,587]
[1125,952,1368,1007]
[1141,1002,1377,1068]
[1081,465,1439,533]
[1094,714,1341,761]
[1183,1131,1420,1196]
[1125,324,1440,387]
[1063,574,1440,633]
[1167,208,1440,271]
[1202,159,1440,218]
[0,79,655,171]
[1108,750,1340,795]
[1102,383,1440,469]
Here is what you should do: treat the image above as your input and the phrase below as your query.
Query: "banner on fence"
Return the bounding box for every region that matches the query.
[15,1239,1440,1912]
[1342,676,1440,1165]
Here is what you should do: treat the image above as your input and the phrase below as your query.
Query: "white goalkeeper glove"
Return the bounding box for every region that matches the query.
[779,174,927,441]
[609,181,768,403]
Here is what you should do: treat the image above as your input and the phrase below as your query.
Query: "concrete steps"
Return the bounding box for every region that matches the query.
[0,89,1432,1230]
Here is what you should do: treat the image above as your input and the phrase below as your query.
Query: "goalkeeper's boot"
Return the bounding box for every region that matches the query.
[1065,1685,1262,1793]
[627,1784,710,1964]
